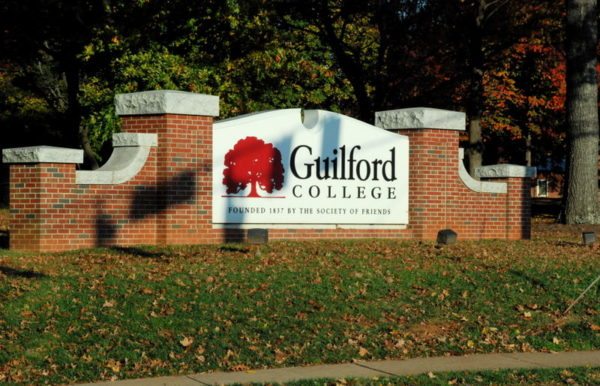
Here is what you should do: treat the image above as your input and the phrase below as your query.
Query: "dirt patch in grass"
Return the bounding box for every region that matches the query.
[408,321,460,341]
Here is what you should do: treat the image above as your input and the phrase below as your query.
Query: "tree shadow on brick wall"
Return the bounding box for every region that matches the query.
[223,228,245,243]
[94,171,199,248]
[0,231,8,249]
[129,170,196,220]
[96,200,118,248]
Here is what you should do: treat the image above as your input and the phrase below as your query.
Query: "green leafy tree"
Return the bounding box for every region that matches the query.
[0,0,122,168]
[1,0,355,166]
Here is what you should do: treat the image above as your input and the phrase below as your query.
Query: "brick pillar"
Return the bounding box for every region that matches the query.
[2,147,83,252]
[375,108,465,239]
[508,178,533,239]
[477,165,536,240]
[114,90,219,244]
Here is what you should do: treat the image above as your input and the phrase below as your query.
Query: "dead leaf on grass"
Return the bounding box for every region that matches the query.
[274,349,287,364]
[103,300,116,308]
[358,346,369,357]
[106,359,121,373]
[179,336,194,348]
[552,337,561,344]
[230,364,250,372]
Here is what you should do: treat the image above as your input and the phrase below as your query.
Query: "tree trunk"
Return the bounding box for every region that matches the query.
[248,180,259,197]
[467,116,483,176]
[525,132,532,167]
[466,2,486,178]
[65,59,99,170]
[318,4,372,122]
[565,0,600,224]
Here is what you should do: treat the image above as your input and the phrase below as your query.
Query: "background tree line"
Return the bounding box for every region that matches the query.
[0,0,598,223]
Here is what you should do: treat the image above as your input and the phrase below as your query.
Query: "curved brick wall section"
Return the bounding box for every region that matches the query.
[3,91,534,252]
[398,129,531,240]
[8,153,158,252]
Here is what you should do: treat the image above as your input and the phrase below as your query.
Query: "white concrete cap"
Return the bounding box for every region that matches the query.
[76,133,158,185]
[476,164,537,179]
[2,146,83,164]
[115,90,219,117]
[112,133,158,147]
[375,107,466,131]
[458,149,507,194]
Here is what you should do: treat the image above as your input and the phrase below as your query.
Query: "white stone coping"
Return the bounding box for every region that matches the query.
[115,90,219,117]
[112,132,158,147]
[375,107,466,131]
[476,164,537,179]
[2,146,83,164]
[458,149,507,194]
[76,133,158,185]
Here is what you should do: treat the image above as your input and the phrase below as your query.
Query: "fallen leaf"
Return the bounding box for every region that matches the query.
[180,336,194,348]
[274,349,287,364]
[427,372,437,379]
[230,364,250,371]
[103,300,115,308]
[106,359,121,373]
[552,337,560,344]
[358,346,369,357]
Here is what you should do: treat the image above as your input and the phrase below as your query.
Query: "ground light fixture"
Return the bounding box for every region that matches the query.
[248,228,268,244]
[436,229,457,245]
[582,231,597,246]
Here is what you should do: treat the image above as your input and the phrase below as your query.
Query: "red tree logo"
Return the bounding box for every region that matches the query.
[222,136,285,197]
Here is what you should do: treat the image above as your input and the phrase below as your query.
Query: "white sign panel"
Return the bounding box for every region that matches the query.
[212,109,409,227]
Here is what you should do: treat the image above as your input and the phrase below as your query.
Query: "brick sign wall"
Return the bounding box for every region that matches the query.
[2,91,536,252]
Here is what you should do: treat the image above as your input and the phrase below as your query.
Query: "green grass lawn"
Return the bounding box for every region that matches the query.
[0,223,599,384]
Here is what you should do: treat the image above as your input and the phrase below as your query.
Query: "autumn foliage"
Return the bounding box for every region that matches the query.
[222,136,284,197]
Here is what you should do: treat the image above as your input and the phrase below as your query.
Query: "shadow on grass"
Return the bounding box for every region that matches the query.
[108,246,165,259]
[219,244,250,254]
[0,265,45,278]
[555,240,584,247]
[509,269,548,290]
